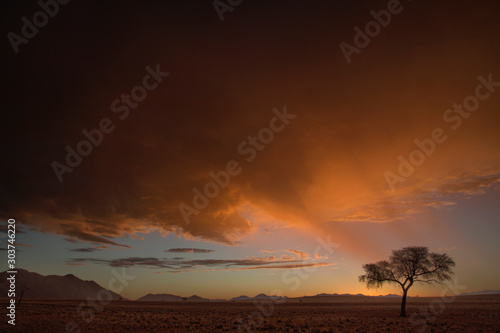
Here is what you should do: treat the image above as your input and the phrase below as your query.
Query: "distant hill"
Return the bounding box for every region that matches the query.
[0,269,124,300]
[136,294,209,302]
[136,293,280,302]
[230,294,286,301]
[459,290,500,296]
[186,295,209,302]
[252,293,285,300]
[137,294,184,302]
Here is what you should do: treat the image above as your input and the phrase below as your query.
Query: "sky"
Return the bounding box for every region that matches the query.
[1,0,500,300]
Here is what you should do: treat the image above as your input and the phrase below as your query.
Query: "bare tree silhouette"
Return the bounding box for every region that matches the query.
[359,246,455,317]
[16,285,30,307]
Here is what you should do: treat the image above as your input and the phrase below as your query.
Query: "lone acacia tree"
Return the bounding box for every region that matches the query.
[359,246,455,317]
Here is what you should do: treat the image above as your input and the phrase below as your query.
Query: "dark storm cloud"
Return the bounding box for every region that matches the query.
[70,246,108,253]
[70,248,98,253]
[65,255,332,272]
[1,0,500,251]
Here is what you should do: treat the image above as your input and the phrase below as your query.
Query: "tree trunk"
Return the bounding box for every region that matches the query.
[400,289,408,317]
[17,287,29,307]
[17,290,25,307]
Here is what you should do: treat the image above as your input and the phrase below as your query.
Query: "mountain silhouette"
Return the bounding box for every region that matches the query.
[230,295,251,301]
[136,294,209,302]
[137,293,184,301]
[0,269,124,300]
[186,295,209,302]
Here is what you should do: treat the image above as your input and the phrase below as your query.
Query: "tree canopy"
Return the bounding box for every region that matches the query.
[359,246,455,317]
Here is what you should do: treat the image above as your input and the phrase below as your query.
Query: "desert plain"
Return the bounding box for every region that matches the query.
[2,294,500,333]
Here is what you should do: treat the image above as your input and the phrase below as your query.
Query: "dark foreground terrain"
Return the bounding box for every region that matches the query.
[2,295,500,332]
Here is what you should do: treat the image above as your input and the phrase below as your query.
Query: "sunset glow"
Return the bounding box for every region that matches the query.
[2,0,500,306]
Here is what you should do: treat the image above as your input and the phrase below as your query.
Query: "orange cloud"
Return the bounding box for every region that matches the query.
[287,249,309,259]
[1,1,500,260]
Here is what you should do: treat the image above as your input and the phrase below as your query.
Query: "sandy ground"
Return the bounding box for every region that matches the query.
[1,296,500,332]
